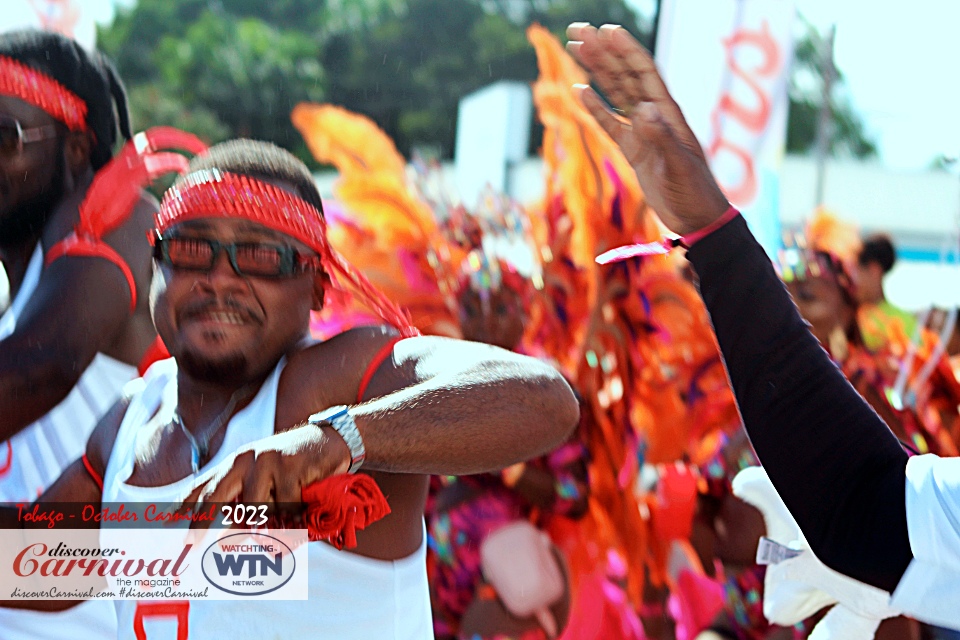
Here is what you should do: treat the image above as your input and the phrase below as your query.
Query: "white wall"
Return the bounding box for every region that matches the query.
[779,157,960,310]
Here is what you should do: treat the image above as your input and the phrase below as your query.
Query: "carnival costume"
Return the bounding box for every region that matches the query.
[778,211,960,458]
[293,26,765,640]
[294,94,589,640]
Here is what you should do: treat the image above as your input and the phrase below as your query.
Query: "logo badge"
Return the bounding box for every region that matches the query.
[201,533,296,596]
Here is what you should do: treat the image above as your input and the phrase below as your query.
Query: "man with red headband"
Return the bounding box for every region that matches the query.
[2,138,579,639]
[570,22,960,631]
[0,30,162,640]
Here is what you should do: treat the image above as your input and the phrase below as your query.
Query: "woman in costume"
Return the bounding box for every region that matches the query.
[779,210,960,459]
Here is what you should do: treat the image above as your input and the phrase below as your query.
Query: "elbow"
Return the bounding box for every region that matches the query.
[537,368,580,449]
[48,349,86,398]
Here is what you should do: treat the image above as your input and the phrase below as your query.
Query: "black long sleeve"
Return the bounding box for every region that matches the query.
[685,214,912,592]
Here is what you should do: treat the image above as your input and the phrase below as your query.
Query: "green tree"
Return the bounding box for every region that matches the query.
[786,22,878,159]
[126,85,231,145]
[97,0,649,161]
[322,0,648,158]
[100,2,325,159]
[154,12,324,149]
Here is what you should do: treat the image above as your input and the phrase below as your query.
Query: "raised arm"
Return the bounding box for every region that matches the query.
[566,23,911,592]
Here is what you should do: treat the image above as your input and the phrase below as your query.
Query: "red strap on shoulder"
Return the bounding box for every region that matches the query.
[356,337,404,403]
[45,235,137,311]
[138,336,171,376]
[81,453,104,491]
[43,127,207,314]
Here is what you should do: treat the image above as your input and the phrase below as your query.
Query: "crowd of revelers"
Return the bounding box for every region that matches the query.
[0,18,958,640]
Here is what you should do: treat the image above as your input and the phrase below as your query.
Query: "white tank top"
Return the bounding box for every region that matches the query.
[0,245,131,640]
[103,358,434,640]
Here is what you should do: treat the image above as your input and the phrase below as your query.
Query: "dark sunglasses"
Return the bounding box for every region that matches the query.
[153,235,323,278]
[0,115,58,156]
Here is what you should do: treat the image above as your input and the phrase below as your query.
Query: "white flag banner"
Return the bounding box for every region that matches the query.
[655,0,796,255]
[0,0,105,51]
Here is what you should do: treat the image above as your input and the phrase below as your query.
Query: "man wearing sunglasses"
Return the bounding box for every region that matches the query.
[1,139,579,639]
[0,30,157,640]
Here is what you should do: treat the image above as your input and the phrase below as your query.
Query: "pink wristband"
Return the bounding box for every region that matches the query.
[677,204,741,247]
[595,205,740,265]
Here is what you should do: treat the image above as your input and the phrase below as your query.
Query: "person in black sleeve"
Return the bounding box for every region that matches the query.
[564,22,960,631]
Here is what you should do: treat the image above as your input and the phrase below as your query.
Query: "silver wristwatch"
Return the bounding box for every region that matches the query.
[308,405,366,474]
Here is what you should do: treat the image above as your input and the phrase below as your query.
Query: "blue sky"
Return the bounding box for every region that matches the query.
[626,0,960,172]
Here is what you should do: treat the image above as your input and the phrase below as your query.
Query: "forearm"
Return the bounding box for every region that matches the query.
[685,215,911,592]
[0,506,82,611]
[0,460,101,609]
[354,358,579,475]
[0,347,77,441]
[0,505,24,530]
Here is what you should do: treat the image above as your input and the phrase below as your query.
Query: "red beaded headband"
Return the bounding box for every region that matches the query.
[157,170,418,336]
[158,169,332,256]
[0,55,88,132]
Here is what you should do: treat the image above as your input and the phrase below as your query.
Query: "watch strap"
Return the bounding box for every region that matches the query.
[308,405,365,474]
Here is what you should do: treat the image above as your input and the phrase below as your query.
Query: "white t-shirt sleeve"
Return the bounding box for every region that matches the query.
[889,454,960,629]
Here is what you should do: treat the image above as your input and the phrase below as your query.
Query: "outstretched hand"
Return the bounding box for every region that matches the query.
[566,23,729,236]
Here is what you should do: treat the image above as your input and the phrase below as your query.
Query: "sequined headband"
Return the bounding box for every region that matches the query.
[157,169,418,335]
[0,55,88,132]
[157,169,330,254]
[776,244,856,301]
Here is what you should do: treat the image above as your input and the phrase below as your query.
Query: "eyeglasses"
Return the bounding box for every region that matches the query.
[153,235,323,278]
[0,115,58,156]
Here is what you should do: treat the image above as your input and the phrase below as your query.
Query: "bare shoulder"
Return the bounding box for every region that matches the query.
[104,190,159,255]
[40,187,84,249]
[302,324,402,370]
[129,190,160,228]
[279,325,402,415]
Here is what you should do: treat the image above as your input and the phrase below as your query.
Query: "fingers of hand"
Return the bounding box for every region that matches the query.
[607,28,705,157]
[274,473,303,509]
[176,483,208,516]
[609,28,669,104]
[565,23,596,67]
[241,452,277,507]
[200,451,253,505]
[576,85,627,132]
[569,24,644,113]
[579,28,634,110]
[569,23,704,158]
[566,22,590,40]
[577,86,650,167]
